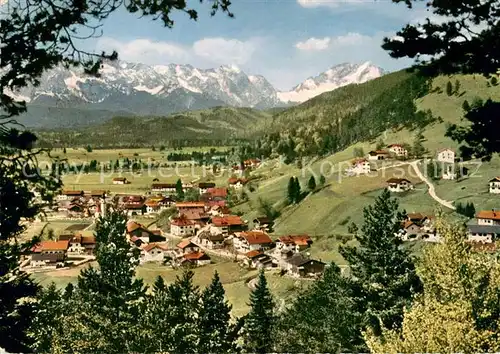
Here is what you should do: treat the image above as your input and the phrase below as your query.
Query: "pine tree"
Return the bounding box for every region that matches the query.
[287,177,295,204]
[164,270,201,353]
[339,189,423,335]
[198,272,237,353]
[319,174,326,186]
[454,79,461,95]
[376,138,385,150]
[293,177,301,203]
[46,211,147,353]
[62,147,66,154]
[412,130,426,158]
[176,178,185,201]
[275,264,364,352]
[446,81,453,96]
[242,270,275,353]
[307,175,316,191]
[462,100,471,111]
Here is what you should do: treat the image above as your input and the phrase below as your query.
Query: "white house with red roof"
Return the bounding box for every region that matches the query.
[386,178,413,192]
[210,215,246,234]
[347,159,371,175]
[387,144,408,157]
[275,235,313,254]
[170,215,196,236]
[233,230,274,253]
[140,243,169,264]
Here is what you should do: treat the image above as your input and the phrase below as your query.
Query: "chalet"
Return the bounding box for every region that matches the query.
[489,177,500,194]
[123,203,146,216]
[386,178,413,193]
[127,221,158,243]
[244,159,261,168]
[39,240,69,255]
[145,196,174,214]
[467,210,500,243]
[176,239,200,256]
[211,215,246,234]
[68,235,96,255]
[205,200,227,209]
[228,178,248,189]
[233,230,274,253]
[198,182,216,194]
[180,208,210,224]
[253,216,273,231]
[181,252,211,267]
[151,183,177,193]
[347,159,371,175]
[285,253,325,278]
[140,243,169,264]
[387,144,408,158]
[204,187,228,200]
[30,253,65,268]
[436,148,455,164]
[402,221,421,241]
[112,177,128,185]
[368,150,390,161]
[57,190,84,201]
[171,216,196,236]
[275,235,313,254]
[243,250,273,269]
[176,201,206,211]
[194,230,225,249]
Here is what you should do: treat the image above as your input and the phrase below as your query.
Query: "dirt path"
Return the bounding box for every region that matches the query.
[410,160,455,210]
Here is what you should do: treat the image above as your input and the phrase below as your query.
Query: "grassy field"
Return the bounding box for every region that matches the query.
[31,259,306,318]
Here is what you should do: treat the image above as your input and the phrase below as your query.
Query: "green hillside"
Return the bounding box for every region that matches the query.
[233,73,500,237]
[36,106,273,148]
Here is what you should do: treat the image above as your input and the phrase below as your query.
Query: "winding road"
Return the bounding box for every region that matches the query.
[409,160,455,210]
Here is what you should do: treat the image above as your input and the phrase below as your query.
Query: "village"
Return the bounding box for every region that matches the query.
[22,144,500,277]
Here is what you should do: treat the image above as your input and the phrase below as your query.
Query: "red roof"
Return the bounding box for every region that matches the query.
[205,187,228,198]
[228,178,248,185]
[206,200,227,208]
[176,202,206,208]
[211,215,245,227]
[388,144,403,148]
[476,210,500,221]
[142,243,169,252]
[40,240,69,251]
[239,231,273,245]
[171,216,195,227]
[277,235,312,246]
[245,250,263,258]
[177,239,197,249]
[183,252,210,261]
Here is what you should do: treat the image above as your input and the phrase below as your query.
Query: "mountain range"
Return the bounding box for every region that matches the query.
[4,61,384,128]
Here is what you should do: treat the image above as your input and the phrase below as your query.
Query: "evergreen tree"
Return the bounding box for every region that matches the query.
[412,130,426,158]
[462,100,471,111]
[293,177,301,203]
[446,81,453,96]
[465,202,476,219]
[62,147,66,154]
[340,189,423,336]
[42,211,147,353]
[85,145,93,153]
[319,174,326,186]
[308,175,317,191]
[376,138,385,151]
[287,177,296,204]
[275,264,364,352]
[176,178,185,201]
[242,270,275,353]
[454,79,461,95]
[198,272,237,353]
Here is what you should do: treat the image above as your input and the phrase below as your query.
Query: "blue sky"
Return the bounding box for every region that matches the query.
[84,0,430,90]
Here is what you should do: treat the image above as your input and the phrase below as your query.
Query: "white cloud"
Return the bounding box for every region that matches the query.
[295,37,331,51]
[95,37,259,67]
[295,32,371,51]
[192,37,257,65]
[96,38,190,64]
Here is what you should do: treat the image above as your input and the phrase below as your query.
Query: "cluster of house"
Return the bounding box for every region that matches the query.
[53,190,108,218]
[398,213,439,242]
[28,233,96,269]
[347,144,409,176]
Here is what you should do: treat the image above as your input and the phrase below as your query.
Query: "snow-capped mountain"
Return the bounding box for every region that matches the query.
[277,62,385,103]
[3,60,385,128]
